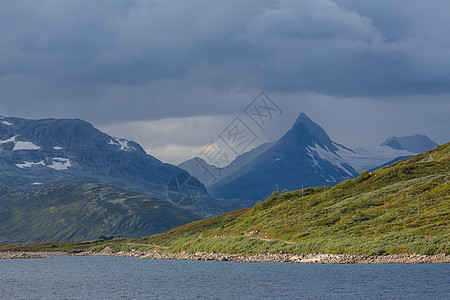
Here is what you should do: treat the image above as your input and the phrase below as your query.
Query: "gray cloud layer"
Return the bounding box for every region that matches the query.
[0,0,449,162]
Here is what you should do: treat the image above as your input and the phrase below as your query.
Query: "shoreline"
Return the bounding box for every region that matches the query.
[2,250,449,264]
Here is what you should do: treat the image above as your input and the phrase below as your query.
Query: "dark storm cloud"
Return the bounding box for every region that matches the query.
[0,0,449,123]
[242,0,450,95]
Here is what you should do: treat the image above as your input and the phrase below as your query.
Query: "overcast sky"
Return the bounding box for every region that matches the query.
[1,0,449,164]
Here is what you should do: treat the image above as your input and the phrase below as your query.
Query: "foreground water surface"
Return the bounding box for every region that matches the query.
[0,256,448,299]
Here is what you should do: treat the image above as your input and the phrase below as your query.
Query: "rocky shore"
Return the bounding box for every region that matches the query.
[1,249,448,263]
[78,248,450,264]
[0,251,61,259]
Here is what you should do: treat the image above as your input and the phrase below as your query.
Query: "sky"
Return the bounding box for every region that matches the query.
[0,0,449,164]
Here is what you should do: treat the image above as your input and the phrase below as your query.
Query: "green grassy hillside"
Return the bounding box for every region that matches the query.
[0,183,200,244]
[135,142,450,255]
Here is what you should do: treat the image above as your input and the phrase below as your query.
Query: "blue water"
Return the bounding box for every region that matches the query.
[0,256,448,299]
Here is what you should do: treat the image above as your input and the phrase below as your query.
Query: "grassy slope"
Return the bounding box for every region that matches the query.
[2,143,449,255]
[136,143,450,255]
[0,183,200,244]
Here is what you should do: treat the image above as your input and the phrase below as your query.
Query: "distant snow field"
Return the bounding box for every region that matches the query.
[335,144,414,173]
[305,142,414,175]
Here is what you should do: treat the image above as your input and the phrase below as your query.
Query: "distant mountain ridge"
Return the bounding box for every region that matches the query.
[178,141,275,186]
[381,134,439,153]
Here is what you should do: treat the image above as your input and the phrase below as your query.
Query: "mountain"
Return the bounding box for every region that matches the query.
[178,157,222,186]
[0,183,200,244]
[178,141,275,186]
[140,142,450,255]
[208,113,413,200]
[0,116,208,203]
[381,134,439,153]
[0,116,254,217]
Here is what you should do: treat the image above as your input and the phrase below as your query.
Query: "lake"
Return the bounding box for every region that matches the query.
[0,256,448,299]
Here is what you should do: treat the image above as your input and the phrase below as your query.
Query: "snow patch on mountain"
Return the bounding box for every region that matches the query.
[47,158,72,170]
[307,143,354,176]
[16,161,45,169]
[109,138,136,151]
[13,141,41,150]
[53,146,64,150]
[2,121,12,126]
[0,136,17,144]
[0,136,41,150]
[305,142,414,175]
[306,148,321,169]
[15,157,72,170]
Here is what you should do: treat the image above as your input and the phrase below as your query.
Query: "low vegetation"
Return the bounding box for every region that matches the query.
[136,142,450,255]
[2,143,449,255]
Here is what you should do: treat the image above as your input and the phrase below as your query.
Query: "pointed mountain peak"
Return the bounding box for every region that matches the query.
[293,112,316,128]
[288,113,337,152]
[295,112,311,122]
